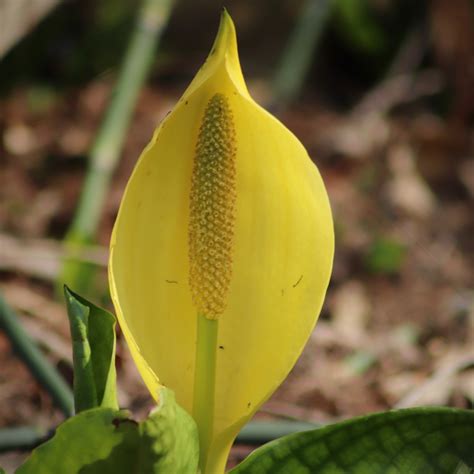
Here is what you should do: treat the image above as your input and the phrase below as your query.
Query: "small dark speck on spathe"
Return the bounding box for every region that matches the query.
[219,345,224,350]
[293,275,303,288]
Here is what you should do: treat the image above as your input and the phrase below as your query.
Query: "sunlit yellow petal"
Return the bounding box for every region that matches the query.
[109,10,334,474]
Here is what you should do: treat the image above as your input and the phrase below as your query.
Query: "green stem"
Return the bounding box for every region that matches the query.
[0,426,48,453]
[272,0,334,106]
[236,420,321,445]
[0,293,73,417]
[193,314,218,473]
[59,0,175,294]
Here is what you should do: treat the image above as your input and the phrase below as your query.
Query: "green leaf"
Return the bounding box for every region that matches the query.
[64,286,118,413]
[137,388,200,473]
[16,408,137,474]
[17,387,199,474]
[230,407,474,474]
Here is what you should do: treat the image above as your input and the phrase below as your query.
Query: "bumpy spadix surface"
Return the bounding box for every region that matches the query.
[109,11,334,474]
[189,93,236,318]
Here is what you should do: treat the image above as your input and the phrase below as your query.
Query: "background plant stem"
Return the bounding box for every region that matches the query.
[237,420,320,444]
[59,0,175,295]
[0,427,48,453]
[0,293,73,417]
[272,0,333,106]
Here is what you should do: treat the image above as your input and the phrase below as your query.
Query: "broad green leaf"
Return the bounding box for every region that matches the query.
[17,388,198,474]
[16,408,137,474]
[137,388,200,473]
[64,286,118,412]
[231,407,474,474]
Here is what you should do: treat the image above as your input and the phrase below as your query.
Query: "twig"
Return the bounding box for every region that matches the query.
[350,22,437,118]
[385,24,429,78]
[394,354,474,409]
[20,316,72,361]
[60,0,175,294]
[260,399,332,423]
[0,233,107,281]
[0,293,73,417]
[350,69,443,118]
[0,0,61,58]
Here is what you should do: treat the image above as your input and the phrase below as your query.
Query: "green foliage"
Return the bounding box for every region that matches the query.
[230,407,474,473]
[137,388,200,473]
[64,286,118,413]
[16,408,136,474]
[334,0,386,54]
[366,237,406,275]
[16,388,199,474]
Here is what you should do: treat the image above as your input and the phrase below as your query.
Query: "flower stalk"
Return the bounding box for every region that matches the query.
[193,314,218,472]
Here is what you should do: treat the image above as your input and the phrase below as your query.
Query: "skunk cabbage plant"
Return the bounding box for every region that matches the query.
[108,10,334,473]
[11,10,474,474]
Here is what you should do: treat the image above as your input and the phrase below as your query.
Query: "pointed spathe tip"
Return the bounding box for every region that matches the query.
[210,8,236,58]
[208,8,249,97]
[220,7,232,23]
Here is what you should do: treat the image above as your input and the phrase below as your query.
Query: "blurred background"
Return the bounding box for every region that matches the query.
[0,0,473,470]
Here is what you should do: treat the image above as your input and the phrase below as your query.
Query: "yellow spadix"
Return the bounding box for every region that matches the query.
[109,10,334,474]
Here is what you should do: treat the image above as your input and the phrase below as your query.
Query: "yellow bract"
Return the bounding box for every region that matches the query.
[109,10,334,474]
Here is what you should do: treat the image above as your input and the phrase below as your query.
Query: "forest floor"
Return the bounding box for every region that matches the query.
[0,73,473,471]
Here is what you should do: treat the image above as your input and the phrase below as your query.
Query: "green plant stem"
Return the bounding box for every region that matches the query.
[0,293,73,417]
[193,314,218,473]
[272,0,334,106]
[236,420,320,445]
[60,0,175,294]
[0,427,48,453]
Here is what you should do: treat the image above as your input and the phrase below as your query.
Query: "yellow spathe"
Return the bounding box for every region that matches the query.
[109,10,334,474]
